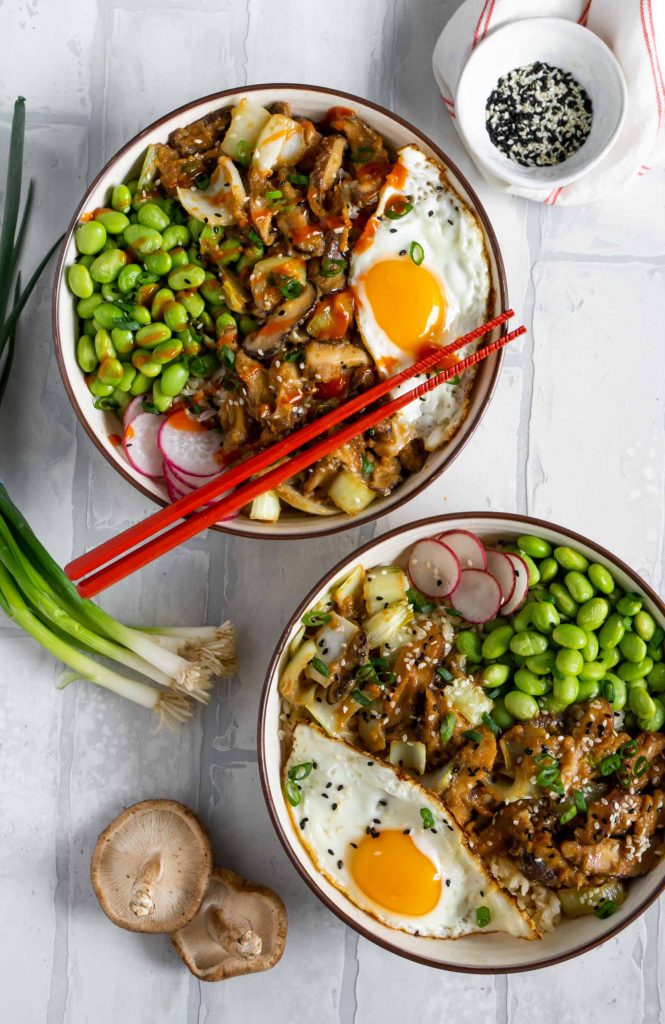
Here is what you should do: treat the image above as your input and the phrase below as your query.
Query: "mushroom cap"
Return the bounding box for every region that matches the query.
[171,867,287,981]
[91,799,212,934]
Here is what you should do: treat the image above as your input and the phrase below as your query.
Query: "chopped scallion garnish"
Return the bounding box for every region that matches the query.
[320,256,346,278]
[279,277,303,300]
[310,656,329,677]
[439,712,455,744]
[284,779,301,806]
[351,689,371,707]
[385,199,413,220]
[302,610,332,628]
[236,139,251,165]
[288,761,313,781]
[436,665,454,682]
[420,807,435,830]
[594,899,617,920]
[475,906,491,928]
[481,712,500,735]
[409,241,424,266]
[463,729,483,743]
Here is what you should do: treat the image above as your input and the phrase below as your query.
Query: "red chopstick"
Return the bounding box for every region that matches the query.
[75,324,525,597]
[66,308,514,583]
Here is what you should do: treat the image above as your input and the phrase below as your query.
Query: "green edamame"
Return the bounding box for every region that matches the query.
[530,601,560,634]
[504,690,539,720]
[456,630,483,663]
[160,362,190,397]
[578,660,605,683]
[151,377,173,414]
[510,631,548,657]
[565,571,594,603]
[602,673,627,711]
[111,328,134,355]
[93,302,127,329]
[117,264,143,294]
[517,535,552,559]
[76,335,97,373]
[512,604,535,633]
[76,220,107,255]
[617,657,653,682]
[552,624,587,650]
[576,597,609,632]
[629,685,656,720]
[520,553,540,587]
[582,631,599,663]
[117,365,137,392]
[123,223,163,254]
[76,293,103,320]
[189,352,218,378]
[549,583,578,618]
[131,349,162,377]
[95,210,130,234]
[491,698,515,729]
[150,337,183,365]
[599,613,625,649]
[67,263,94,299]
[634,610,656,642]
[639,696,665,732]
[481,663,511,688]
[619,632,647,664]
[526,651,556,675]
[88,376,114,398]
[129,371,152,396]
[616,592,642,616]
[168,264,207,291]
[94,329,116,362]
[163,301,189,333]
[514,668,549,696]
[555,648,583,676]
[554,546,588,572]
[588,563,614,595]
[143,249,173,277]
[647,662,665,692]
[111,184,132,213]
[538,557,558,583]
[553,675,579,706]
[90,248,128,284]
[575,679,600,703]
[136,322,172,349]
[162,225,191,251]
[599,646,620,669]
[169,246,189,269]
[177,290,205,318]
[137,202,171,232]
[97,357,124,387]
[200,273,226,305]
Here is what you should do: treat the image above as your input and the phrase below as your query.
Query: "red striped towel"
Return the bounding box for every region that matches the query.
[433,0,665,204]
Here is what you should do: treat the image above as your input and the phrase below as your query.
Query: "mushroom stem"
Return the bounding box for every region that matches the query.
[129,852,164,918]
[206,906,262,958]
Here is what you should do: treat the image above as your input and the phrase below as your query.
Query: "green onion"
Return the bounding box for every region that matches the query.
[195,173,210,190]
[385,200,413,221]
[407,587,434,614]
[436,665,454,682]
[409,241,424,266]
[288,172,309,187]
[420,807,435,829]
[634,755,649,778]
[619,740,638,759]
[464,729,483,743]
[302,610,332,628]
[600,753,621,776]
[351,689,371,707]
[284,349,302,363]
[475,906,491,928]
[361,453,373,476]
[481,712,500,735]
[279,278,303,300]
[287,761,313,781]
[310,656,329,677]
[236,140,251,166]
[265,189,283,205]
[573,789,587,812]
[247,229,264,251]
[284,780,301,806]
[446,375,461,387]
[440,712,455,744]
[602,679,615,702]
[219,344,235,371]
[559,805,577,825]
[594,899,617,920]
[355,663,376,684]
[320,257,346,278]
[352,146,375,164]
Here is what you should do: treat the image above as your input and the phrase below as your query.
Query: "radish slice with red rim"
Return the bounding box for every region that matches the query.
[500,554,529,615]
[158,410,223,476]
[169,462,223,489]
[448,569,502,624]
[486,550,516,607]
[408,539,461,599]
[123,396,145,430]
[124,412,165,479]
[436,529,488,570]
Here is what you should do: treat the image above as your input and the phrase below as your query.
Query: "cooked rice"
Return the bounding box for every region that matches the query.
[489,855,561,934]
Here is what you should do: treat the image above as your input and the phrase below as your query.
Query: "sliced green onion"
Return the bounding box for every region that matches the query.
[385,200,413,221]
[440,712,455,744]
[288,761,313,781]
[619,739,638,759]
[265,189,283,205]
[195,173,210,190]
[436,665,454,682]
[407,587,434,614]
[559,805,577,825]
[464,729,483,743]
[409,241,424,266]
[573,789,587,812]
[320,257,346,278]
[594,899,618,920]
[284,349,302,363]
[311,656,329,677]
[284,779,301,806]
[446,375,461,386]
[481,712,500,735]
[361,453,373,476]
[236,140,251,166]
[600,753,621,776]
[352,146,375,164]
[247,229,264,251]
[475,906,491,928]
[634,755,649,778]
[351,689,371,707]
[279,278,303,300]
[288,172,309,187]
[219,344,235,371]
[420,807,435,829]
[302,610,332,628]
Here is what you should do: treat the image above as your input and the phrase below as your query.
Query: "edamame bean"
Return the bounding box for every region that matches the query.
[200,273,226,305]
[582,631,599,662]
[68,263,94,299]
[151,377,173,414]
[111,184,132,213]
[647,662,665,692]
[648,642,664,663]
[160,361,190,397]
[552,624,587,650]
[531,601,560,634]
[504,690,539,720]
[520,553,540,587]
[216,311,238,341]
[513,604,535,633]
[510,631,548,657]
[599,646,620,669]
[90,248,128,284]
[565,571,594,603]
[576,597,610,632]
[602,673,627,711]
[189,352,218,378]
[617,657,653,682]
[131,349,161,377]
[177,290,205,318]
[553,675,579,706]
[101,282,122,302]
[481,663,511,688]
[588,563,614,595]
[123,223,163,254]
[549,583,578,618]
[76,220,107,255]
[619,632,647,664]
[541,694,568,714]
[456,630,483,663]
[554,546,588,572]
[111,328,134,355]
[518,535,552,559]
[578,661,606,683]
[76,293,103,320]
[150,337,183,365]
[128,302,151,326]
[117,264,142,294]
[629,685,656,720]
[94,302,126,329]
[137,202,171,232]
[95,210,130,234]
[129,371,152,395]
[575,679,600,702]
[117,365,137,392]
[167,264,207,291]
[634,610,656,642]
[76,335,97,373]
[162,225,191,251]
[492,698,515,729]
[97,357,124,387]
[616,592,642,616]
[177,328,201,357]
[639,696,665,732]
[163,301,189,333]
[556,648,583,676]
[599,613,625,649]
[187,216,204,240]
[514,668,550,696]
[539,557,558,583]
[526,652,556,675]
[151,287,176,321]
[94,329,116,362]
[169,246,189,269]
[136,322,172,349]
[88,376,114,398]
[111,388,131,412]
[143,249,172,276]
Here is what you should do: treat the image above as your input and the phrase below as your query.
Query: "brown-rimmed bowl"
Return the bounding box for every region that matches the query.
[258,513,665,971]
[52,84,507,539]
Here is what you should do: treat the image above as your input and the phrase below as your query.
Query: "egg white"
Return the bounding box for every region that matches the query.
[349,145,491,451]
[285,724,536,940]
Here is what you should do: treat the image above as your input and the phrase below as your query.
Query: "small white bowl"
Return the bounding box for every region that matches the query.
[259,513,665,972]
[455,18,627,190]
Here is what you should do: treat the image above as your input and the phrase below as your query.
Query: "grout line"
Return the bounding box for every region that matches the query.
[338,929,359,1024]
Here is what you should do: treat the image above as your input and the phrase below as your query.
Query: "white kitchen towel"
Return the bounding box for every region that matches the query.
[432,0,665,204]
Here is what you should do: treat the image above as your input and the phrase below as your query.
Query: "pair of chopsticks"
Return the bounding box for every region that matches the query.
[67,310,524,596]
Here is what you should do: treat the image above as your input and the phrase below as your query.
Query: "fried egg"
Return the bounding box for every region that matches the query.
[349,145,490,451]
[284,724,536,940]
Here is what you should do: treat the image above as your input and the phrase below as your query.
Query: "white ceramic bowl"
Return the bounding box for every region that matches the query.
[258,513,665,972]
[455,18,627,191]
[52,84,507,540]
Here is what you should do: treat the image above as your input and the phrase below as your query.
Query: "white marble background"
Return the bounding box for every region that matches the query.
[1,0,664,1021]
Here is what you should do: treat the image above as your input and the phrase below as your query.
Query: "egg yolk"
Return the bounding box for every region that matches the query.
[350,830,441,916]
[359,258,446,355]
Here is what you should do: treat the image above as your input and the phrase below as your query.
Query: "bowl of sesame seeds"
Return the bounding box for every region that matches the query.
[455,18,627,191]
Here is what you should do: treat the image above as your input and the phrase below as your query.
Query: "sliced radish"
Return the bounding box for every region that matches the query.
[436,529,488,570]
[123,396,145,430]
[408,539,461,598]
[124,412,165,479]
[169,462,223,490]
[158,409,223,476]
[449,569,502,623]
[500,554,530,616]
[486,550,516,607]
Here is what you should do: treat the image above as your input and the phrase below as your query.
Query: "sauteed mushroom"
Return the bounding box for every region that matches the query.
[243,282,316,358]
